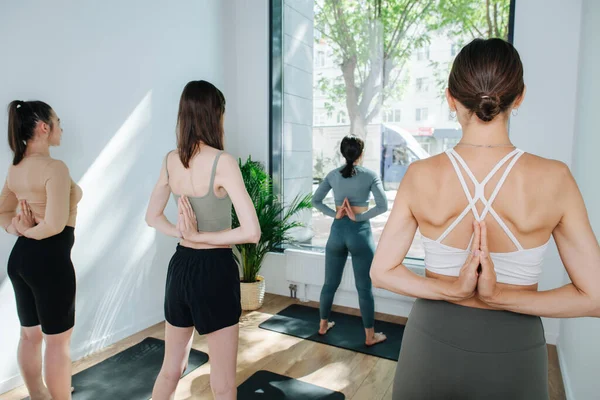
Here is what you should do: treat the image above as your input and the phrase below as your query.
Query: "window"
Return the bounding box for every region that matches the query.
[315,50,325,67]
[448,109,455,121]
[272,0,515,256]
[416,46,430,61]
[383,109,401,123]
[416,77,429,92]
[314,113,327,125]
[416,108,429,122]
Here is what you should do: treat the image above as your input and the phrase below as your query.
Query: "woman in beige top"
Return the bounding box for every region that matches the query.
[0,100,82,400]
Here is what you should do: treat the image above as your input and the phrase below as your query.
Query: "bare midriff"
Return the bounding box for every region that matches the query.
[426,269,538,310]
[336,205,368,214]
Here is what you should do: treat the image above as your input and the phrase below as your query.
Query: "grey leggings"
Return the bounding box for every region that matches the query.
[393,299,549,400]
[319,217,375,328]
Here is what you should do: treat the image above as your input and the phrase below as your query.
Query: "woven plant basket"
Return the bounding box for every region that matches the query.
[240,275,266,311]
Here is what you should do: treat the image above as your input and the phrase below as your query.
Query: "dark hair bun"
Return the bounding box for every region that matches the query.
[448,38,524,123]
[475,94,502,122]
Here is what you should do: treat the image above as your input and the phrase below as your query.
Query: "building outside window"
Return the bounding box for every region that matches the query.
[274,0,515,257]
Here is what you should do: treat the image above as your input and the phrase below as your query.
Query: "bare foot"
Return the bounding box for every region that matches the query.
[30,394,52,400]
[32,385,73,400]
[29,387,52,400]
[318,320,335,335]
[365,332,387,346]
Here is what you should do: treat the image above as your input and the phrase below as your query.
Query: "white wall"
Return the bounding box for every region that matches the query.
[0,0,228,393]
[222,0,270,168]
[557,1,600,398]
[511,0,583,345]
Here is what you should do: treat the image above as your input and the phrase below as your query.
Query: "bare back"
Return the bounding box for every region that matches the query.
[407,147,567,308]
[166,147,231,249]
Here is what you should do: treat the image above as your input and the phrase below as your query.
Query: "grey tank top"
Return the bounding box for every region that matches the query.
[165,151,232,232]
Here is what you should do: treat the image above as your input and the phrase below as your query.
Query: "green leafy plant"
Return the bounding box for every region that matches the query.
[232,156,312,283]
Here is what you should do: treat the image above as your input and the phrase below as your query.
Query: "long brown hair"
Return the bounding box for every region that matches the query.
[448,38,525,122]
[7,100,53,165]
[176,80,226,168]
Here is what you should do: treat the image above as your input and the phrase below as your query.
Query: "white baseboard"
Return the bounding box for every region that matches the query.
[0,375,26,398]
[545,331,559,346]
[262,252,559,345]
[71,313,164,361]
[557,344,575,400]
[0,313,164,396]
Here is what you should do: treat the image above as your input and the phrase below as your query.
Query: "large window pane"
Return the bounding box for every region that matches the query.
[277,0,514,257]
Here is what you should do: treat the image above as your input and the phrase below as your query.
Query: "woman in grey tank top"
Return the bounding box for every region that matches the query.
[146,81,260,400]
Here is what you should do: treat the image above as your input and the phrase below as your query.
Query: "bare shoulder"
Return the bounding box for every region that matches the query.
[214,152,243,181]
[217,152,239,169]
[40,159,70,183]
[520,152,568,173]
[46,159,69,174]
[403,153,448,188]
[518,152,572,187]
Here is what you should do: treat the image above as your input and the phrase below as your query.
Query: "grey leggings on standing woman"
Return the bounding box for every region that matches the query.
[393,299,549,399]
[319,217,375,328]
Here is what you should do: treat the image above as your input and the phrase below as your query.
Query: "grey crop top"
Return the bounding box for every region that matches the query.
[312,166,388,221]
[165,151,232,232]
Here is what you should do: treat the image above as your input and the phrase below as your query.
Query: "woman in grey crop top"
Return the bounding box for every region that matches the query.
[312,136,388,347]
[145,80,260,400]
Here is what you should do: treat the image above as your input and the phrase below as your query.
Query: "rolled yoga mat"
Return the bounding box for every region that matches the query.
[238,370,345,399]
[259,304,405,361]
[23,337,208,400]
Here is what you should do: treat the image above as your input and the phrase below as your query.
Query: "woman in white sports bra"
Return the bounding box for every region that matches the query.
[371,38,600,400]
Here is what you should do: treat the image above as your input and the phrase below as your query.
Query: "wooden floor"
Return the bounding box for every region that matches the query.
[1,293,566,400]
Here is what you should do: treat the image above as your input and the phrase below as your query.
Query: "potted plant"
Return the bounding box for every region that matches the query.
[232,156,312,311]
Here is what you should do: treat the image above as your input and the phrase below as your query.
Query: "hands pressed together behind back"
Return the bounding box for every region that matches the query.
[452,221,500,302]
[335,197,356,221]
[10,200,37,236]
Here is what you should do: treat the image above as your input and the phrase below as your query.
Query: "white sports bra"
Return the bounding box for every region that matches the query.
[424,148,550,286]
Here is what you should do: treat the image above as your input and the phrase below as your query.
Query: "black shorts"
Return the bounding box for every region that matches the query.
[165,246,241,334]
[7,227,76,335]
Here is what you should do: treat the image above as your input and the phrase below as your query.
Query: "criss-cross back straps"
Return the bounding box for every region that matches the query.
[437,148,525,251]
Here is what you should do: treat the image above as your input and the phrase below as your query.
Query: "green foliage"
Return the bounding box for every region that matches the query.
[431,0,511,97]
[232,157,313,283]
[314,0,511,134]
[436,0,511,41]
[315,0,438,135]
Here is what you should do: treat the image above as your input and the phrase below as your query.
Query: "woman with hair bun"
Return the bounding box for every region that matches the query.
[312,135,388,346]
[371,38,600,399]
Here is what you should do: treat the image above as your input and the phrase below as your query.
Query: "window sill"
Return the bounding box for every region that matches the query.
[282,244,425,270]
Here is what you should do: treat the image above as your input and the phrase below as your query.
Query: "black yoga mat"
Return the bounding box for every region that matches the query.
[24,337,208,400]
[259,304,405,361]
[238,370,345,399]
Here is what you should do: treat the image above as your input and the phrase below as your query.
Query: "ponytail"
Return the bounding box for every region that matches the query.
[340,162,355,179]
[339,135,364,178]
[6,100,53,165]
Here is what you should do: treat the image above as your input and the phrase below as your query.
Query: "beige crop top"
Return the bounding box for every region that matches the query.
[0,155,82,239]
